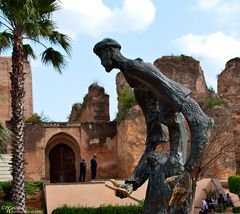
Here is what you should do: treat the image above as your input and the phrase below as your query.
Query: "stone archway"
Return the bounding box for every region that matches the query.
[45,133,80,183]
[49,143,76,183]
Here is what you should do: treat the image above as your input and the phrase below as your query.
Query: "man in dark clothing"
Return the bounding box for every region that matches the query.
[79,159,86,182]
[91,155,97,179]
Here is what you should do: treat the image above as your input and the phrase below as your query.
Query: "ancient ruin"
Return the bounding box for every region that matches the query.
[0,52,239,185]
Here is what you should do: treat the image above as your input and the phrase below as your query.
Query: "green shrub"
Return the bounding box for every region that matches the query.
[0,200,13,214]
[228,175,240,195]
[117,86,136,120]
[26,208,44,214]
[204,97,225,108]
[25,181,43,195]
[233,206,240,213]
[52,204,143,214]
[0,181,43,200]
[0,182,12,201]
[25,113,50,122]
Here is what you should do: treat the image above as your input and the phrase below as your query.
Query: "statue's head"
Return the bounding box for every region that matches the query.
[93,38,121,72]
[93,38,121,55]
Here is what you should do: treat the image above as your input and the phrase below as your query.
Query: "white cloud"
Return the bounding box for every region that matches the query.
[54,0,156,37]
[173,31,240,89]
[195,0,240,23]
[197,0,223,11]
[173,31,240,63]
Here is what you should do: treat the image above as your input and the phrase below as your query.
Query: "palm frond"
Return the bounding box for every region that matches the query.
[0,16,13,31]
[49,31,71,55]
[23,44,36,60]
[0,30,12,53]
[33,0,61,17]
[0,122,13,151]
[24,19,56,38]
[38,19,56,35]
[0,0,32,28]
[41,47,66,73]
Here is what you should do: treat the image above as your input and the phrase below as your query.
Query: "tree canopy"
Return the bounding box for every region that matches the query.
[0,0,71,72]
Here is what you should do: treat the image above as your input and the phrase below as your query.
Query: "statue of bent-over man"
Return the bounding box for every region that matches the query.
[93,38,213,214]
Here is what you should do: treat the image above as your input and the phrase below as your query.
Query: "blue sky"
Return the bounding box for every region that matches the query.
[30,0,240,121]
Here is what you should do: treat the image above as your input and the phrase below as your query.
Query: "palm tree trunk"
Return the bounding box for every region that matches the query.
[10,33,26,214]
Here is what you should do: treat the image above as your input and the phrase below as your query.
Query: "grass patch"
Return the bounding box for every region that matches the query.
[204,97,225,108]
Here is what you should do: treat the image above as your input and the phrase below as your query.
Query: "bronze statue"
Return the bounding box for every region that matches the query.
[93,38,214,214]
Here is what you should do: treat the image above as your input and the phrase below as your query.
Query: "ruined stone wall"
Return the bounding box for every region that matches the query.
[24,123,46,181]
[24,121,118,181]
[204,106,236,179]
[218,58,240,173]
[0,57,33,125]
[80,121,118,179]
[22,79,117,182]
[70,84,110,122]
[154,55,208,104]
[115,72,146,178]
[116,106,146,178]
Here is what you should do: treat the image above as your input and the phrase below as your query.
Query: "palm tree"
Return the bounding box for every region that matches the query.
[0,0,71,213]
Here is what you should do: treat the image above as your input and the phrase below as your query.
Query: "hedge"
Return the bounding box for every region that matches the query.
[228,175,240,195]
[233,206,240,213]
[52,204,143,214]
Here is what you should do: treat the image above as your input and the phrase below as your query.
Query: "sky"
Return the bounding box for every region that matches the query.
[29,0,240,121]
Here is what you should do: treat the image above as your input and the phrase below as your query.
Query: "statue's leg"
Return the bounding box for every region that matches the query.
[157,111,192,214]
[142,152,169,214]
[154,104,188,179]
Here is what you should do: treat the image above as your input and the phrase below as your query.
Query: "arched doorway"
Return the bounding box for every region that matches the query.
[49,143,76,183]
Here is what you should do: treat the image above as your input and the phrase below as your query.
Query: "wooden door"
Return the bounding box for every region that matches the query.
[49,143,76,183]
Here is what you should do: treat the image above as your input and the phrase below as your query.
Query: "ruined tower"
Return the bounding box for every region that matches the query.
[0,57,33,125]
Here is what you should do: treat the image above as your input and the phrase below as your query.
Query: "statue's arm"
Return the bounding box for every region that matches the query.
[125,144,152,190]
[180,98,214,174]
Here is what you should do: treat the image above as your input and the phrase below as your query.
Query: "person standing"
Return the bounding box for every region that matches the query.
[91,155,97,179]
[79,159,86,182]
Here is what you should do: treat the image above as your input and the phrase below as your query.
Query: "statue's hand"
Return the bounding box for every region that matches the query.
[164,171,192,206]
[110,179,133,199]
